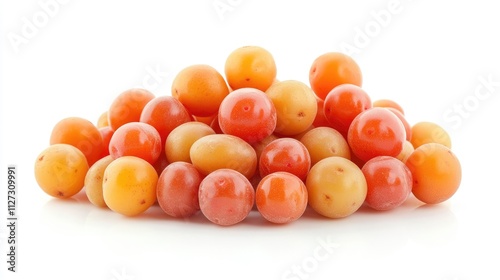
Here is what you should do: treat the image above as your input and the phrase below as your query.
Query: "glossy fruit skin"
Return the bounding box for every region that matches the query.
[405,143,461,204]
[108,122,162,165]
[190,134,257,179]
[410,121,451,149]
[361,156,412,211]
[140,96,192,144]
[85,155,114,207]
[103,156,158,216]
[108,88,155,131]
[259,138,311,182]
[256,172,308,224]
[309,52,362,100]
[300,127,351,165]
[306,157,367,218]
[218,88,277,144]
[252,134,279,163]
[224,46,277,92]
[265,80,317,136]
[34,144,89,198]
[386,108,412,141]
[198,169,255,226]
[157,162,202,218]
[323,84,372,136]
[172,64,230,117]
[348,108,406,162]
[165,122,215,163]
[50,117,105,166]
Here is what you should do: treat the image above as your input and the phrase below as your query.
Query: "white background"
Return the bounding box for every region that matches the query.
[1,0,500,279]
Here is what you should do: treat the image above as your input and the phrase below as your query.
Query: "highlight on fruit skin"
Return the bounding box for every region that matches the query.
[256,171,308,224]
[198,168,255,226]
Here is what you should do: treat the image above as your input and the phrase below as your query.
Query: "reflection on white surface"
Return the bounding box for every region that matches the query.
[33,191,462,280]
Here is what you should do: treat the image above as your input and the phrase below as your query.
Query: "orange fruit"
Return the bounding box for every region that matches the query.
[225,46,277,92]
[172,64,229,117]
[50,117,105,166]
[309,52,362,100]
[108,88,155,131]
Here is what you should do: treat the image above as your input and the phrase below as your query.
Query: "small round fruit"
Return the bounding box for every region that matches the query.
[224,46,277,92]
[109,122,162,165]
[410,121,451,149]
[309,52,362,100]
[50,116,105,166]
[190,134,257,179]
[256,172,308,224]
[34,144,89,198]
[218,87,277,144]
[259,138,311,181]
[265,80,317,136]
[85,155,114,207]
[103,156,158,216]
[140,96,192,143]
[361,156,412,211]
[198,169,255,226]
[157,162,202,218]
[323,84,372,135]
[300,127,351,165]
[108,88,155,131]
[165,122,216,163]
[405,143,461,204]
[306,157,367,218]
[348,108,406,162]
[172,64,229,117]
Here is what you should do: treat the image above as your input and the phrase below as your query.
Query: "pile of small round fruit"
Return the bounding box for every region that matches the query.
[34,46,462,226]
